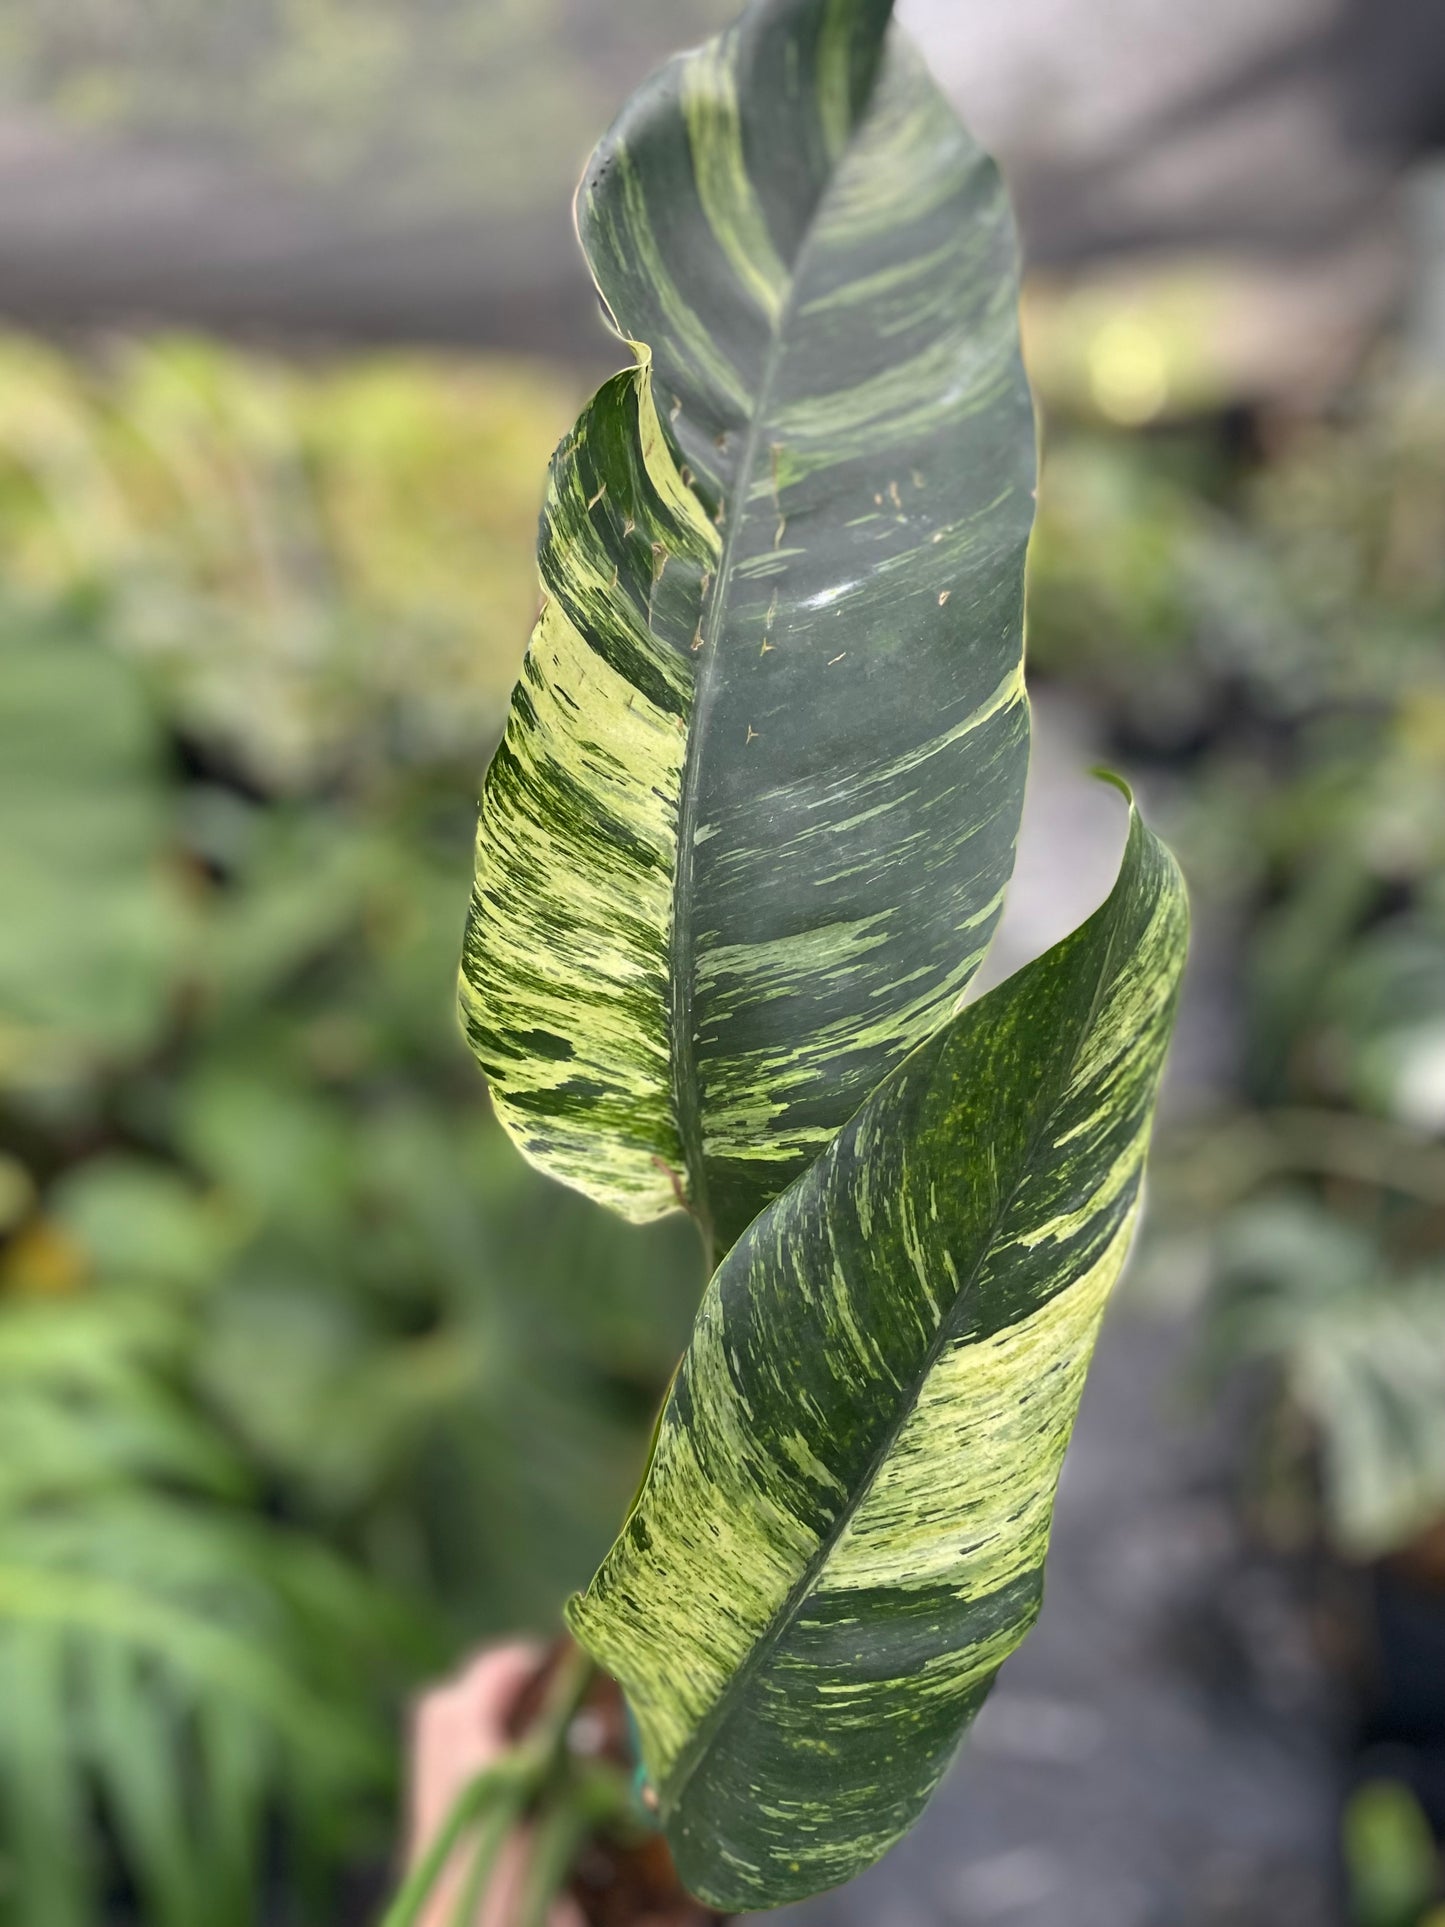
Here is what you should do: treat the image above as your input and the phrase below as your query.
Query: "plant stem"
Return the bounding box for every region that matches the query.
[516,1795,595,1927]
[382,1760,528,1927]
[528,1639,599,1767]
[381,1640,599,1927]
[448,1794,522,1927]
[452,1758,631,1927]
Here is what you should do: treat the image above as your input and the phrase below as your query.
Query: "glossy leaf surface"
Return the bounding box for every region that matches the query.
[568,805,1188,1908]
[459,0,1035,1250]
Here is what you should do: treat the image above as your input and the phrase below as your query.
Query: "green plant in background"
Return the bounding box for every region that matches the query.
[1021,369,1445,1567]
[0,335,574,789]
[1215,398,1445,1561]
[0,1290,403,1927]
[0,341,708,1923]
[419,0,1189,1912]
[1200,1201,1445,1556]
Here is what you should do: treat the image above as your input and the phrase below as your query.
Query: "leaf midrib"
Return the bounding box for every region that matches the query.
[661,907,1124,1815]
[666,108,859,1256]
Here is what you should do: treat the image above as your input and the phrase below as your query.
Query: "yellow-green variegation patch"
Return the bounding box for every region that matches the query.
[459,0,1034,1250]
[567,805,1189,1910]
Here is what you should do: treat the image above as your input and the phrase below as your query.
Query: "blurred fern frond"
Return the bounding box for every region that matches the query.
[0,1290,415,1927]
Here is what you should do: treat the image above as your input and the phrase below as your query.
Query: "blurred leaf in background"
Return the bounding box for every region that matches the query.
[1344,1778,1442,1927]
[1202,1199,1445,1556]
[0,1289,408,1927]
[0,335,703,1923]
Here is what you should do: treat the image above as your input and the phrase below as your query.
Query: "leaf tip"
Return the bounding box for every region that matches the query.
[1088,765,1135,806]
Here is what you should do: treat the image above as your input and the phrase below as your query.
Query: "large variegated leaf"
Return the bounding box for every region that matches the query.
[567,803,1188,1909]
[459,0,1034,1251]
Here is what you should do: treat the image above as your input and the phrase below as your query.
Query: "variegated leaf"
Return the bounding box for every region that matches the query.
[459,0,1034,1252]
[567,802,1188,1909]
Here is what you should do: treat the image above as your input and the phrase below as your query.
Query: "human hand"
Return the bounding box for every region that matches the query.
[405,1644,586,1927]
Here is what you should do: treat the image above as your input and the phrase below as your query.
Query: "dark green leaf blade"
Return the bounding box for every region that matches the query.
[460,0,1035,1249]
[567,801,1188,1908]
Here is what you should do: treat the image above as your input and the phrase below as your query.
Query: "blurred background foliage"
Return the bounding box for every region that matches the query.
[0,296,1443,1927]
[0,336,704,1924]
[1025,374,1445,1565]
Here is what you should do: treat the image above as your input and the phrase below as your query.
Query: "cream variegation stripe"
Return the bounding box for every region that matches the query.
[568,805,1189,1908]
[681,49,789,322]
[459,363,716,1219]
[460,596,688,1219]
[572,1271,829,1779]
[815,1206,1134,1597]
